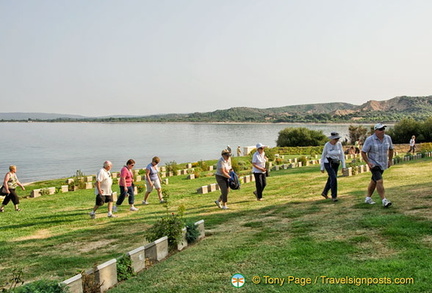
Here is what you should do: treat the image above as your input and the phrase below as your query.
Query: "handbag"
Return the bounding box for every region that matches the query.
[327,157,341,165]
[0,185,9,195]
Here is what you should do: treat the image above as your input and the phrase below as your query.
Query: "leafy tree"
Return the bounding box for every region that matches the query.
[276,127,326,147]
[386,118,421,144]
[348,125,367,144]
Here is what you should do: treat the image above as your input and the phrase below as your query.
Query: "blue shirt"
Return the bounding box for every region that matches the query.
[362,133,394,170]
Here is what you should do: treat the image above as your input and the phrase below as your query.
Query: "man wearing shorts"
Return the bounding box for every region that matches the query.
[90,161,116,218]
[361,123,394,208]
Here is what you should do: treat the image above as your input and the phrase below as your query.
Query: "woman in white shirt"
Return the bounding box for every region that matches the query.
[320,132,346,202]
[252,143,268,201]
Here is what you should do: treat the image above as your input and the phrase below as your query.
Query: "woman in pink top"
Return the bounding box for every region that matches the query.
[114,159,138,212]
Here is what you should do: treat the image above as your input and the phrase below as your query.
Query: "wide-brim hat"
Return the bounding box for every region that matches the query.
[221,149,232,156]
[328,132,341,140]
[374,123,387,130]
[256,143,267,149]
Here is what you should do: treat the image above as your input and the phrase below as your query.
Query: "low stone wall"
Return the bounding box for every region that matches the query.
[61,220,205,293]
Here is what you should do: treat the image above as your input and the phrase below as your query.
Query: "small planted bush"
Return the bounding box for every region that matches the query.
[185,222,200,244]
[117,254,135,282]
[13,280,68,293]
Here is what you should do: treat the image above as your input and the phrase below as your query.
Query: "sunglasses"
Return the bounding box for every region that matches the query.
[377,128,386,131]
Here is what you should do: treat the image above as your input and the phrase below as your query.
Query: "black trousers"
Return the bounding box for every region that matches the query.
[253,173,267,199]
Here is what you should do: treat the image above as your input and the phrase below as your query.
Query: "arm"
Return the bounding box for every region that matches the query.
[15,176,25,190]
[361,151,374,169]
[96,180,103,195]
[388,149,394,168]
[145,168,153,187]
[3,173,10,193]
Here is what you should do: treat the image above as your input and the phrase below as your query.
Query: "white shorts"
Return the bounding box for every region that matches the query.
[146,178,161,192]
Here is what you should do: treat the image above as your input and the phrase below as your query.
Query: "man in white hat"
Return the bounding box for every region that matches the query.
[361,123,394,207]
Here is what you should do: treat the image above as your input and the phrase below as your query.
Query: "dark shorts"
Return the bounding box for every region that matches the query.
[95,194,113,206]
[371,166,384,182]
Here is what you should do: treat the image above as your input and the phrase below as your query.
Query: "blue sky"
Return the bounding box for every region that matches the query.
[1,0,431,117]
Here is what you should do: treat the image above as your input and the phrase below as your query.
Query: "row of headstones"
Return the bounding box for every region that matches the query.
[197,174,256,194]
[61,220,205,293]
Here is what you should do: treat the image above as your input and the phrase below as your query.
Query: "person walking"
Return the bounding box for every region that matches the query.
[361,123,394,208]
[252,143,268,201]
[0,165,25,212]
[214,149,232,210]
[90,161,115,218]
[142,156,165,204]
[408,135,416,153]
[237,145,242,157]
[320,133,346,202]
[114,159,138,212]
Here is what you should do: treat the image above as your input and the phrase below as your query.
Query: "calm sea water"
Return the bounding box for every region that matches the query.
[0,122,353,183]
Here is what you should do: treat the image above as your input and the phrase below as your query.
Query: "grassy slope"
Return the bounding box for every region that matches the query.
[1,158,432,292]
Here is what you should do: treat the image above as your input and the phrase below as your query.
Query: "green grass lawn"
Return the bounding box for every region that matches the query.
[1,157,432,292]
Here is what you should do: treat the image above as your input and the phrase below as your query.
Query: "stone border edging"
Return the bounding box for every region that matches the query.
[61,220,205,293]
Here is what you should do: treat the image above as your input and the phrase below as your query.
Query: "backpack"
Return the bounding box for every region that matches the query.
[228,171,240,190]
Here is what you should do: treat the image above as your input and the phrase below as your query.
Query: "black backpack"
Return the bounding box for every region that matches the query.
[228,171,240,190]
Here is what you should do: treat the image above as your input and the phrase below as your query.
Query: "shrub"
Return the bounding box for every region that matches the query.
[14,280,68,293]
[143,192,185,250]
[185,222,200,244]
[143,213,184,250]
[165,161,179,174]
[298,156,308,166]
[117,254,135,282]
[277,127,326,147]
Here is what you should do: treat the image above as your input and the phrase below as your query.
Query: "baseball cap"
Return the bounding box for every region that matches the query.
[374,123,387,130]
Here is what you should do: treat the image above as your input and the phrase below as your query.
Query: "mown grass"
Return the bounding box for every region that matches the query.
[1,158,432,292]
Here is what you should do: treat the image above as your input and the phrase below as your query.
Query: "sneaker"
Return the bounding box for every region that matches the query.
[130,206,139,211]
[159,200,166,204]
[365,197,376,205]
[332,198,338,202]
[142,200,149,205]
[108,213,117,218]
[221,206,229,210]
[214,200,221,208]
[382,199,392,208]
[113,206,118,212]
[89,212,96,219]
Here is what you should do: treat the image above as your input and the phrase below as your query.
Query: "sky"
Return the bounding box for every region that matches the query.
[1,0,431,117]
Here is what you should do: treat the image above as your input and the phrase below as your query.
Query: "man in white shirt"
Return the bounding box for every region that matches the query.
[90,161,116,218]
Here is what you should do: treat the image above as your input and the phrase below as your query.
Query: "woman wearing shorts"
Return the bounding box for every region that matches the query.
[142,156,165,204]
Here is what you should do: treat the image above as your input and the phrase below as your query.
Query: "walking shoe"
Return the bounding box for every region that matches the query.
[113,206,118,212]
[89,212,96,219]
[214,200,221,208]
[332,198,338,202]
[160,200,166,204]
[221,206,229,210]
[365,197,376,204]
[321,193,328,199]
[108,213,117,218]
[130,206,139,211]
[142,200,149,205]
[382,198,392,208]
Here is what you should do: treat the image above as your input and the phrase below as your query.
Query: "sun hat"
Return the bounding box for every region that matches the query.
[328,132,341,140]
[374,123,387,130]
[256,143,267,149]
[221,149,232,156]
